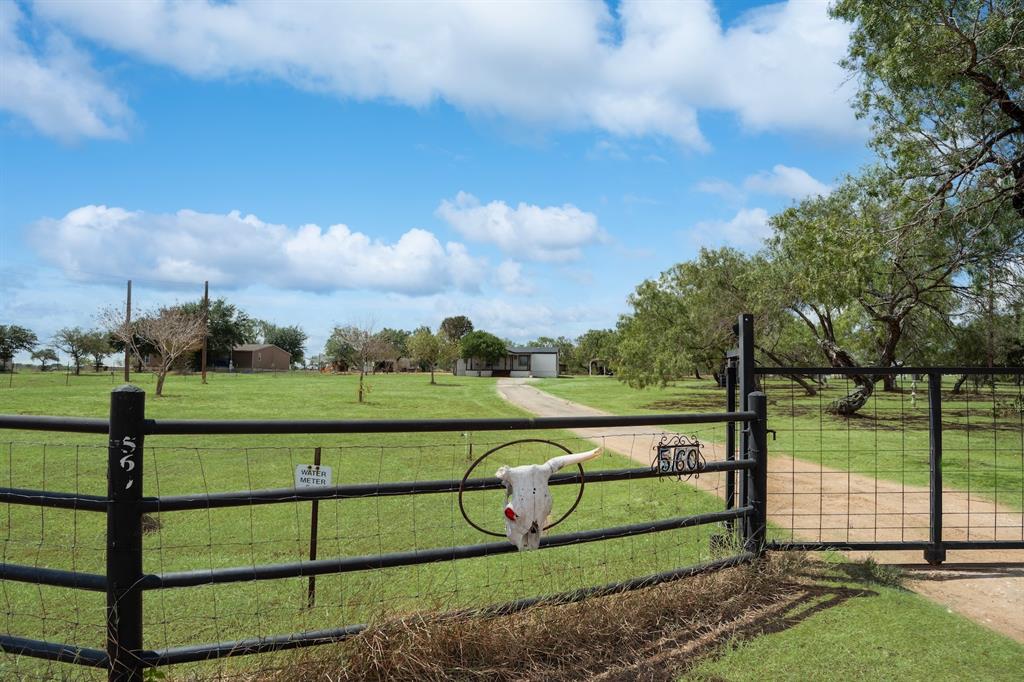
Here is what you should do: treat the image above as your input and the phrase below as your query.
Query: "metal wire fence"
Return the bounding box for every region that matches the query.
[754,369,1024,555]
[0,398,763,681]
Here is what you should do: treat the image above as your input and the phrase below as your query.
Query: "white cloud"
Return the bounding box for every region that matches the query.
[0,2,129,141]
[29,205,486,295]
[436,191,603,262]
[695,164,830,204]
[26,0,859,145]
[495,260,534,295]
[691,207,771,250]
[694,179,746,204]
[743,164,830,200]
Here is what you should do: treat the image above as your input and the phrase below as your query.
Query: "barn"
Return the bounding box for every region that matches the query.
[231,344,291,371]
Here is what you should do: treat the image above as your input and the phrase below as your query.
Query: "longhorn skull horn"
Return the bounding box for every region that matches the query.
[544,446,602,473]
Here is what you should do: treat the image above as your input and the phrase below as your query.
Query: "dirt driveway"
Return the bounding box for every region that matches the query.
[497,378,1024,643]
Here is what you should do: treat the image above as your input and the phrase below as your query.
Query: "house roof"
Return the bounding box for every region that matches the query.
[232,343,288,354]
[507,346,558,354]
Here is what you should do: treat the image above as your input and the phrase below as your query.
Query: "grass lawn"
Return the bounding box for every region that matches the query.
[686,560,1024,681]
[2,371,1020,679]
[535,375,1024,510]
[0,371,726,679]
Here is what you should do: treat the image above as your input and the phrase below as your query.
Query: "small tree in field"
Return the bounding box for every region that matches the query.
[81,331,112,372]
[459,330,507,367]
[0,325,38,371]
[327,323,388,402]
[408,326,442,384]
[31,348,59,371]
[53,327,89,375]
[103,306,206,396]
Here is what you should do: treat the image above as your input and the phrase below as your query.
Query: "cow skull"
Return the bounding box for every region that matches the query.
[495,446,602,550]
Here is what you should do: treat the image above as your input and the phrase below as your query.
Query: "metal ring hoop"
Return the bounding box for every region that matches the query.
[458,438,587,537]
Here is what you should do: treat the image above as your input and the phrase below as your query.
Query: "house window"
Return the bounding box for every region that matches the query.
[516,355,529,370]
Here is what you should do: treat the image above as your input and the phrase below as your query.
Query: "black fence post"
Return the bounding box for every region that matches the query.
[107,385,146,682]
[736,314,754,512]
[925,373,946,566]
[724,362,737,525]
[744,391,768,554]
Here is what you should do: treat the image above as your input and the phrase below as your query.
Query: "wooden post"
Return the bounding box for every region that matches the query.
[201,281,209,384]
[124,280,131,383]
[307,446,322,608]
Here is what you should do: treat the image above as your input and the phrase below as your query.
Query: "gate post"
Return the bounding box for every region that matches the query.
[107,385,146,682]
[744,391,768,554]
[925,373,946,566]
[725,362,737,521]
[736,314,754,511]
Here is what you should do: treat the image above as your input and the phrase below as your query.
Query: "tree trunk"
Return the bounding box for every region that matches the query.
[358,370,365,403]
[155,371,167,396]
[430,365,435,385]
[819,338,875,416]
[951,373,969,394]
[694,367,702,380]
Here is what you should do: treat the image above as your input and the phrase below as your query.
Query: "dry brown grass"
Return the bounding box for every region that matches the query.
[208,554,815,682]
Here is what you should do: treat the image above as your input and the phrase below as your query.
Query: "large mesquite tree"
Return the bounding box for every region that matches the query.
[832,0,1024,223]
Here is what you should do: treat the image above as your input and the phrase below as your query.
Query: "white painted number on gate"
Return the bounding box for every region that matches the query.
[295,464,333,489]
[119,436,137,490]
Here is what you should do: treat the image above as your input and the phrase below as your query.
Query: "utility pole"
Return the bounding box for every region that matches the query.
[201,281,209,384]
[124,280,132,383]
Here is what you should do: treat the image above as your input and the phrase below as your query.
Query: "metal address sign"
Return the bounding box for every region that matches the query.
[652,434,705,480]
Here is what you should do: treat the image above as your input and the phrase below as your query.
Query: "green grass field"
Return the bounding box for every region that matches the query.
[536,375,1024,510]
[0,371,725,679]
[1,371,1021,679]
[686,560,1024,681]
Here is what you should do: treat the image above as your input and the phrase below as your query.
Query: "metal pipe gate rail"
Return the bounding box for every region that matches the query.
[0,385,769,681]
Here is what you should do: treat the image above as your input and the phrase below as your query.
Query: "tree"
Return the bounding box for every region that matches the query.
[81,330,112,372]
[439,315,474,343]
[31,348,59,371]
[0,325,38,371]
[375,328,410,371]
[769,169,1023,412]
[103,306,206,396]
[459,330,507,365]
[181,297,257,362]
[325,324,388,402]
[260,323,308,367]
[408,326,443,384]
[574,329,618,375]
[53,327,89,375]
[832,0,1024,224]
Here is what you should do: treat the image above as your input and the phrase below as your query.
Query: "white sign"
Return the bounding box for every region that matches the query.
[295,464,333,489]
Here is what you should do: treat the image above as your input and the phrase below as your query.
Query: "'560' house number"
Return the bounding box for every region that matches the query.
[652,435,705,480]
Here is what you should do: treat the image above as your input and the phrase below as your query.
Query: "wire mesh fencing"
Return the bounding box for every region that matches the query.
[1,404,759,681]
[756,369,1024,552]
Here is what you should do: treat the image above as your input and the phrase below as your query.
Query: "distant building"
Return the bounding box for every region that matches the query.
[231,344,291,371]
[455,346,558,378]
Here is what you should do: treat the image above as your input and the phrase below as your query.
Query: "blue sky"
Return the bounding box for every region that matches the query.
[1,0,872,360]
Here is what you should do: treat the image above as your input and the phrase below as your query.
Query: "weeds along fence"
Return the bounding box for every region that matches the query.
[0,387,767,681]
[739,366,1024,563]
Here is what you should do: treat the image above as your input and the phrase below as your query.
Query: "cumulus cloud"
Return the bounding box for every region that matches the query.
[691,207,771,250]
[0,2,129,141]
[29,205,486,295]
[696,164,830,204]
[743,164,830,200]
[494,260,534,295]
[436,191,603,262]
[25,0,859,145]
